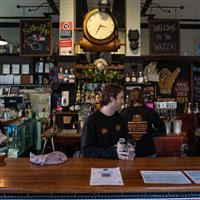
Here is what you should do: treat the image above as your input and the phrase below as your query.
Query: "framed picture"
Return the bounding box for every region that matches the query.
[20,19,52,56]
[12,64,20,74]
[2,86,10,96]
[2,64,10,74]
[21,64,30,74]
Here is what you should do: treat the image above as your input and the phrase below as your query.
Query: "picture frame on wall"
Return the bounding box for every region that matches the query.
[21,64,30,74]
[20,19,52,56]
[12,64,20,74]
[2,64,10,74]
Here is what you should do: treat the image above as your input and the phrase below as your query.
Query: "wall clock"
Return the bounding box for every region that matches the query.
[80,0,120,52]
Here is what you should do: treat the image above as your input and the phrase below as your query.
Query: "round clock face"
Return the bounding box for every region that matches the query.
[85,10,115,43]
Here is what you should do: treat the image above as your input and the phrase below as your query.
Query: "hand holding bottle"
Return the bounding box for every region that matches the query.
[116,138,136,160]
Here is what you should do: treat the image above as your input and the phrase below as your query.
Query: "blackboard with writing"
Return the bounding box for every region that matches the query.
[20,19,52,56]
[193,65,200,103]
[149,19,180,55]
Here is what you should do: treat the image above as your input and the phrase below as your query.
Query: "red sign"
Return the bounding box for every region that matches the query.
[59,39,72,47]
[60,21,72,31]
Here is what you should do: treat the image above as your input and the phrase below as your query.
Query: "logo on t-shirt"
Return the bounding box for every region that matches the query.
[101,128,108,135]
[115,124,121,131]
[128,114,148,140]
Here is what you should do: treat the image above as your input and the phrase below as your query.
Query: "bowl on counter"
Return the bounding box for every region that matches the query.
[0,152,6,162]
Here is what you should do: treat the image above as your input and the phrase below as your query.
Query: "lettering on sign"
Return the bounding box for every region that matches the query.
[175,80,189,104]
[149,19,180,55]
[193,65,200,102]
[20,19,52,56]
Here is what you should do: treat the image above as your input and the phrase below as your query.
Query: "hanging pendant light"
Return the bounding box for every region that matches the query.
[0,36,8,45]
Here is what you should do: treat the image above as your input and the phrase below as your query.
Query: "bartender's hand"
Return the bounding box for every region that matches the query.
[116,143,136,160]
[117,148,129,160]
[116,143,129,160]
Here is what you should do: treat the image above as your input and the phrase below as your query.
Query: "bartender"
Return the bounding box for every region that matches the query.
[121,88,166,157]
[81,83,134,160]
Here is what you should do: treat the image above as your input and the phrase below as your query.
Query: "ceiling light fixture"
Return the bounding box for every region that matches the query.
[0,36,8,45]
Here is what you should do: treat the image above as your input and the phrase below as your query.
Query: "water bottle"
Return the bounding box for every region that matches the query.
[117,138,126,152]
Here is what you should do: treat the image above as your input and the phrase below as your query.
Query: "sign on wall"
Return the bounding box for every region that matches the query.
[59,21,73,55]
[20,19,52,56]
[149,19,180,55]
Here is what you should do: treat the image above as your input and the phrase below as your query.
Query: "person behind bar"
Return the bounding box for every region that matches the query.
[121,88,166,157]
[81,83,132,159]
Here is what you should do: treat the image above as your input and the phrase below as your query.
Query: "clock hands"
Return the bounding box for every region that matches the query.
[95,24,107,35]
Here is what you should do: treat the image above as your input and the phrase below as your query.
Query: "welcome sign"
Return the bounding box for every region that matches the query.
[149,19,180,55]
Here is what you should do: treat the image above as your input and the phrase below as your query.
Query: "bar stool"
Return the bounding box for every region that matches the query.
[42,128,55,154]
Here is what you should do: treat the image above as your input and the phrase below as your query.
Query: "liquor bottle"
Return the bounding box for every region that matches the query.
[63,69,69,82]
[58,67,64,82]
[137,71,144,83]
[187,102,192,114]
[194,102,199,113]
[81,84,85,103]
[76,85,81,103]
[125,73,131,83]
[125,94,130,108]
[131,72,136,83]
[69,68,76,83]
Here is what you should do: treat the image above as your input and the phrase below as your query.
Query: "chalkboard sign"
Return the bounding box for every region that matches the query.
[20,19,52,56]
[193,65,200,103]
[149,19,180,55]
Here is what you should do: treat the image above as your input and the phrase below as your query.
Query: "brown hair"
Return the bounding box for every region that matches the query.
[129,88,145,106]
[101,83,123,106]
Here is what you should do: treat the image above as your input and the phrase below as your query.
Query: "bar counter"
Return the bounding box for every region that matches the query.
[0,157,200,197]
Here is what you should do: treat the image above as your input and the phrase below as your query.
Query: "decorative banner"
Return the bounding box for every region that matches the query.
[59,21,73,55]
[20,19,52,56]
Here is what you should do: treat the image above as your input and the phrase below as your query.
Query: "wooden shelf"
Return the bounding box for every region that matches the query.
[75,64,124,70]
[0,84,50,87]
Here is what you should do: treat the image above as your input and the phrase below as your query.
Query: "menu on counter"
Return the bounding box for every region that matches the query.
[184,171,200,184]
[141,171,191,184]
[90,167,124,186]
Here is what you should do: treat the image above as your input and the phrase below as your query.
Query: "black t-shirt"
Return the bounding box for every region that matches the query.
[81,110,130,159]
[121,106,166,157]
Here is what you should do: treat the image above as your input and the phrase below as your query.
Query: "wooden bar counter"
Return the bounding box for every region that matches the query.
[0,157,200,199]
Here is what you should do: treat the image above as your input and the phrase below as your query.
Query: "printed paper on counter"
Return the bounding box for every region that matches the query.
[90,167,124,186]
[184,171,200,184]
[141,171,191,184]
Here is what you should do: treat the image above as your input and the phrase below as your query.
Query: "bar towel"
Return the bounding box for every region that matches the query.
[30,151,67,166]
